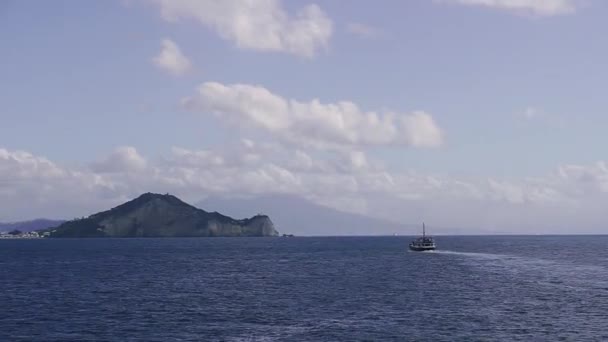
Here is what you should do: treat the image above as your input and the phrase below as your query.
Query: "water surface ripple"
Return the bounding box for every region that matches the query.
[1,236,607,341]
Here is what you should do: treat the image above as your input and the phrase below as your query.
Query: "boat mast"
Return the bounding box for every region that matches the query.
[423,222,425,238]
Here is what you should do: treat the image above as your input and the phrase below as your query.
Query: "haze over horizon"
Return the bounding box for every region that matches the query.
[2,0,608,234]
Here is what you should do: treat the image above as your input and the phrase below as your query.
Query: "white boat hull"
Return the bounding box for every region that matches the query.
[409,244,436,252]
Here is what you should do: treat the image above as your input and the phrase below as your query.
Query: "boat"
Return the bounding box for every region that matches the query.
[409,223,436,251]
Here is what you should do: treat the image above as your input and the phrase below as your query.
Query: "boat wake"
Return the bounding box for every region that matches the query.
[432,250,506,259]
[433,250,608,292]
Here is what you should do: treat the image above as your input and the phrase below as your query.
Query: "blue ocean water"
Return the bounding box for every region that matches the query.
[1,236,608,341]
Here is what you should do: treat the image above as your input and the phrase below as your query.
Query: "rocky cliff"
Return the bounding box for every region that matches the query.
[47,193,278,238]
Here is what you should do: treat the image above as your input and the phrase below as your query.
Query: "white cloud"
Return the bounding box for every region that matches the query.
[153,0,332,58]
[0,149,63,179]
[152,38,193,76]
[290,150,314,171]
[556,162,608,194]
[519,106,567,127]
[346,22,384,39]
[91,146,147,173]
[5,144,608,233]
[523,106,542,120]
[0,148,128,221]
[439,0,579,16]
[182,82,443,149]
[348,151,368,170]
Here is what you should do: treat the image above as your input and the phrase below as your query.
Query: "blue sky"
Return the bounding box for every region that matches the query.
[1,0,608,233]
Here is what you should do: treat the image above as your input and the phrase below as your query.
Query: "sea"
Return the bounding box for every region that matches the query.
[1,236,607,341]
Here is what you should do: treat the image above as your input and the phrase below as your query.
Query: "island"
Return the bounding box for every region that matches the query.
[43,193,279,238]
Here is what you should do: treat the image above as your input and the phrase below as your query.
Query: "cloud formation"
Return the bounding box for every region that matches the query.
[90,146,148,173]
[3,145,608,233]
[523,106,542,120]
[440,0,579,16]
[154,0,332,58]
[182,82,443,149]
[346,22,384,39]
[152,39,193,76]
[0,148,124,221]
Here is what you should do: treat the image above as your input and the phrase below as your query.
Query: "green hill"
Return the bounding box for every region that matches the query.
[47,193,278,238]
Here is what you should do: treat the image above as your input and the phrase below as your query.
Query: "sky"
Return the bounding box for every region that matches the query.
[1,0,608,233]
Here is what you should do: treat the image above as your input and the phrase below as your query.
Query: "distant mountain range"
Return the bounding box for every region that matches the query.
[198,194,411,236]
[0,219,65,233]
[45,193,278,238]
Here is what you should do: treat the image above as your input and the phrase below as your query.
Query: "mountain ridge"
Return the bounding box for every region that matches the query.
[46,193,278,238]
